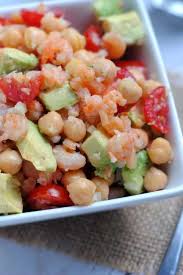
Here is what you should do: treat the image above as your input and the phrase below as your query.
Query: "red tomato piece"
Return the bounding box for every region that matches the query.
[144,86,169,134]
[0,73,43,104]
[21,9,44,27]
[27,184,73,210]
[116,60,147,78]
[117,103,135,114]
[116,67,135,80]
[84,25,102,52]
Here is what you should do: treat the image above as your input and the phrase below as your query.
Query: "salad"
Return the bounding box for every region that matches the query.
[0,0,173,214]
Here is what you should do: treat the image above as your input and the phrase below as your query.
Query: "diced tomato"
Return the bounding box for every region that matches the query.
[144,86,169,134]
[116,67,135,80]
[84,25,102,52]
[117,104,135,114]
[21,9,44,27]
[116,60,147,79]
[0,73,43,104]
[0,17,10,25]
[27,184,73,210]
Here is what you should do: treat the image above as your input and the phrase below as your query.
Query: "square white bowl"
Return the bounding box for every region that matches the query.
[0,0,183,227]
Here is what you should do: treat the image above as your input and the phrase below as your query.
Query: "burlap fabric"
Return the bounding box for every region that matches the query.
[0,73,182,275]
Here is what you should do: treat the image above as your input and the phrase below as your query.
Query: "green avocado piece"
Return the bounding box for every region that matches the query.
[0,173,23,214]
[128,109,145,128]
[17,120,57,172]
[81,130,111,169]
[101,11,145,45]
[93,0,123,17]
[95,163,117,180]
[0,48,38,75]
[39,83,78,111]
[122,150,150,195]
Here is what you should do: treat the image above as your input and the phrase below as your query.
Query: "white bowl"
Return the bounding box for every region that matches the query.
[0,0,183,227]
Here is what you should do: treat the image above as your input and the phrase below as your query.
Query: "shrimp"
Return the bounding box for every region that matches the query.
[0,25,25,48]
[74,49,96,64]
[41,64,68,90]
[62,138,80,152]
[131,128,149,152]
[83,95,103,125]
[39,33,73,66]
[103,89,126,115]
[24,27,47,51]
[99,110,131,136]
[0,113,28,142]
[53,145,86,171]
[27,100,44,121]
[108,131,136,168]
[41,12,69,33]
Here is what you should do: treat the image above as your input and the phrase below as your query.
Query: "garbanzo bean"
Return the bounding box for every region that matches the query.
[62,169,86,187]
[140,79,161,97]
[92,176,109,200]
[24,27,47,51]
[102,32,126,60]
[64,116,86,142]
[0,149,22,175]
[38,111,63,137]
[148,137,173,164]
[118,77,142,104]
[67,178,96,205]
[144,167,168,192]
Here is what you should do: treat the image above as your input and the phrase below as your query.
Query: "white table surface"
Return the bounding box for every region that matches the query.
[0,1,182,275]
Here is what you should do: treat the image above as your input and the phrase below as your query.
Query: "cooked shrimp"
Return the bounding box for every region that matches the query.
[91,58,117,84]
[74,49,96,64]
[102,32,126,60]
[132,128,149,152]
[53,145,86,171]
[63,138,80,152]
[42,64,68,90]
[27,100,44,122]
[0,113,28,142]
[41,12,69,33]
[99,110,131,136]
[103,89,126,115]
[83,95,103,125]
[108,131,135,166]
[39,33,73,66]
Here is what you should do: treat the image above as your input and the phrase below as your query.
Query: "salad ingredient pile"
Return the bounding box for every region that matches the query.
[0,0,173,214]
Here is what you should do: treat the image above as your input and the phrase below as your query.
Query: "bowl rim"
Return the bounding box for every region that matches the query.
[0,0,183,227]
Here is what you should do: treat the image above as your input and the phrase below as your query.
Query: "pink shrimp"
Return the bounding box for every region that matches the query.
[103,89,126,115]
[99,110,131,136]
[83,95,103,125]
[108,131,136,168]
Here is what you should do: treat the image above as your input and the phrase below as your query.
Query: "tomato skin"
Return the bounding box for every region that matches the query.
[116,60,147,78]
[84,25,102,52]
[144,86,169,134]
[21,9,44,27]
[27,184,73,210]
[116,67,135,80]
[0,74,43,104]
[117,103,135,114]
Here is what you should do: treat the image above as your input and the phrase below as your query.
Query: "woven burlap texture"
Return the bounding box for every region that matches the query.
[0,74,183,275]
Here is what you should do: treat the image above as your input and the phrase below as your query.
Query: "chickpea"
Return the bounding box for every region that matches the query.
[61,28,86,52]
[132,128,149,151]
[102,32,126,60]
[0,27,23,48]
[62,169,86,187]
[67,178,96,205]
[64,116,86,142]
[148,138,173,164]
[92,58,117,84]
[118,78,142,104]
[38,111,64,137]
[0,149,22,175]
[24,27,47,51]
[140,79,161,97]
[144,167,168,192]
[92,177,109,200]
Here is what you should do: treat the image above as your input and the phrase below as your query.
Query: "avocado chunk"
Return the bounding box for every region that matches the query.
[17,120,57,172]
[128,104,145,128]
[40,83,78,111]
[0,173,23,214]
[95,163,117,180]
[122,150,150,195]
[93,0,123,17]
[81,130,111,169]
[0,48,38,75]
[101,11,144,45]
